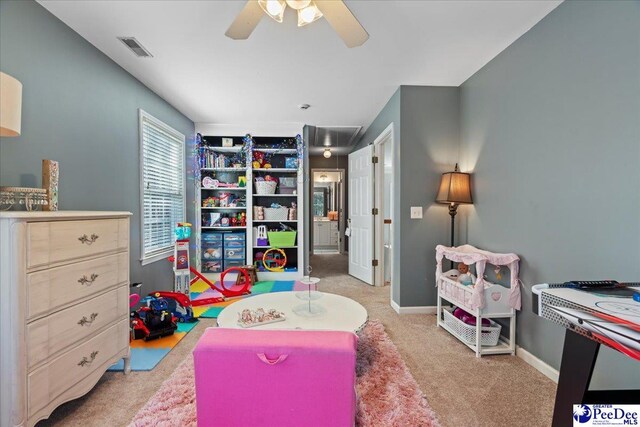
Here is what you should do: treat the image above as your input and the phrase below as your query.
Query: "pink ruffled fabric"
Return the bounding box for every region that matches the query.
[436,244,521,310]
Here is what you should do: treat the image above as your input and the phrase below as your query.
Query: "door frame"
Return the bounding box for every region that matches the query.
[310,168,346,254]
[373,123,394,293]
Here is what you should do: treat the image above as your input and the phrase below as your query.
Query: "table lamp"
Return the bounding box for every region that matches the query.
[436,163,473,249]
[0,71,22,137]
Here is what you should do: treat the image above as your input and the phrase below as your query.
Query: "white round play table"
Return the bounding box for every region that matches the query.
[217,291,368,332]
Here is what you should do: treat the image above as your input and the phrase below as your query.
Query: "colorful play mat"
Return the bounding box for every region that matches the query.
[108,321,198,372]
[190,278,308,318]
[109,279,308,371]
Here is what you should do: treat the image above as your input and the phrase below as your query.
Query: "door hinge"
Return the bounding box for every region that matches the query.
[372,259,379,267]
[372,208,378,215]
[372,156,379,164]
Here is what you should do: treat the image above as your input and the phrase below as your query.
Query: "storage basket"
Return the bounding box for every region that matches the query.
[442,308,501,347]
[267,231,297,247]
[263,207,289,221]
[279,177,296,187]
[255,180,277,195]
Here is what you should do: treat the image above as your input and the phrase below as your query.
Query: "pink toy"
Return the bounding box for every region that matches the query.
[453,307,490,327]
[129,294,140,308]
[193,328,358,426]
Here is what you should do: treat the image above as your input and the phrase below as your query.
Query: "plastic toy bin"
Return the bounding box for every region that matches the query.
[224,260,245,270]
[267,231,296,247]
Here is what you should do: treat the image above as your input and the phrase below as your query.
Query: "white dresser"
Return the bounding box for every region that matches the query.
[0,211,132,427]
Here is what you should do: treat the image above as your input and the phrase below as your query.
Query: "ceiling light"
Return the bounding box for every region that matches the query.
[286,0,311,10]
[259,0,285,22]
[323,148,332,159]
[298,3,323,26]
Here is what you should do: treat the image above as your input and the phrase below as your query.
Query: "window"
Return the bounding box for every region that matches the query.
[139,110,185,265]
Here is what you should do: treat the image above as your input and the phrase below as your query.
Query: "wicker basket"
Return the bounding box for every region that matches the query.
[255,180,277,195]
[263,207,289,221]
[442,308,501,347]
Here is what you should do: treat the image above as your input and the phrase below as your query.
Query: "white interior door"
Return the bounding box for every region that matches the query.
[348,145,374,285]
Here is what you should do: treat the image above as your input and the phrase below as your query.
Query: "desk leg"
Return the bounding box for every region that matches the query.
[552,329,599,427]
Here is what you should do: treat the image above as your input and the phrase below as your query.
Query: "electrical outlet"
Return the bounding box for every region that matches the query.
[410,206,423,219]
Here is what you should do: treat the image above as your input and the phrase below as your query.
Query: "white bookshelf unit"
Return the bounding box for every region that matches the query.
[195,132,305,281]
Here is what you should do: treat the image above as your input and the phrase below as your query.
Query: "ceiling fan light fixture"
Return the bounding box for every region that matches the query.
[286,0,311,10]
[298,3,323,26]
[323,148,332,159]
[259,0,285,22]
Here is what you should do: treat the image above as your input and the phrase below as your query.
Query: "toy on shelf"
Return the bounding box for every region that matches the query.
[262,248,287,272]
[256,225,268,246]
[252,151,272,169]
[254,252,265,271]
[203,196,218,207]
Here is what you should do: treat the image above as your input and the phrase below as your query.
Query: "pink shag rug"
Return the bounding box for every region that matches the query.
[129,320,440,427]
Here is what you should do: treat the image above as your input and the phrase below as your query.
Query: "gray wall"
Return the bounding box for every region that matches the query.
[399,86,460,306]
[0,0,195,295]
[354,87,460,306]
[459,0,640,389]
[353,88,401,303]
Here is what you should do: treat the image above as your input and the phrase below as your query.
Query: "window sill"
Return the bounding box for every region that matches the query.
[141,249,173,266]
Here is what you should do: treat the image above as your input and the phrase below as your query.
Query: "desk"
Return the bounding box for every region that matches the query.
[532,284,640,427]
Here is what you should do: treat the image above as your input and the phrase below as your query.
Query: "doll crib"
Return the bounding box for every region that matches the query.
[435,245,521,357]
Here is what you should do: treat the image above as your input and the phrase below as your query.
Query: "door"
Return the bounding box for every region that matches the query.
[348,145,374,284]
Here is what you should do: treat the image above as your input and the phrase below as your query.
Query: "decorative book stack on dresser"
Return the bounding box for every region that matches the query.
[0,211,131,427]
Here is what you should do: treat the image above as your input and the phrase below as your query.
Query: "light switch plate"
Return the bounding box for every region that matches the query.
[410,206,423,219]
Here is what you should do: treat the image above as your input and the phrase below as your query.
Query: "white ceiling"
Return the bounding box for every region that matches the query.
[39,0,561,134]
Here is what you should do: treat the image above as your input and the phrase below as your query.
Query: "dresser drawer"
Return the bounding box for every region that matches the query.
[27,252,128,319]
[27,318,129,418]
[27,286,129,369]
[27,218,128,269]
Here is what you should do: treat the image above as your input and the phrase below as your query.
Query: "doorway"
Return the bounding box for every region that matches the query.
[347,124,395,292]
[311,169,346,255]
[374,124,394,292]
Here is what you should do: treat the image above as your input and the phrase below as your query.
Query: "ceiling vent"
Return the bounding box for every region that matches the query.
[117,37,153,58]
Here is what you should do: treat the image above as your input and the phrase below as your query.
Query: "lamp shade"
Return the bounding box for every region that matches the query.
[436,164,473,204]
[0,72,22,137]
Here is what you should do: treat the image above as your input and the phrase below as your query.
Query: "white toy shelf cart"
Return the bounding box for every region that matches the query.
[435,244,521,357]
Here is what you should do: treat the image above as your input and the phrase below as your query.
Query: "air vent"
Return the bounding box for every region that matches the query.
[117,37,153,58]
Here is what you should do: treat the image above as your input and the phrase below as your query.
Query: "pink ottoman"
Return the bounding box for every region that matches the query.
[193,328,358,427]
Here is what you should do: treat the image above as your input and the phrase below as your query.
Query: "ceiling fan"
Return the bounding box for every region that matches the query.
[225,0,369,48]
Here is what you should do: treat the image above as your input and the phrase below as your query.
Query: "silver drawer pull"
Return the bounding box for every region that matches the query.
[77,350,99,367]
[78,233,99,245]
[77,312,99,326]
[78,273,99,285]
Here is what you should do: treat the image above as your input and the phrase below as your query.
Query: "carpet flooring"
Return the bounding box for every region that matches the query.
[38,253,556,427]
[129,320,440,427]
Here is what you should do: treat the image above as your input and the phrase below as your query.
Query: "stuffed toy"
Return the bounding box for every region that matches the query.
[456,262,476,286]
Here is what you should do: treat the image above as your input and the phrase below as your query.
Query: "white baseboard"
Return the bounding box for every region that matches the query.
[390,301,437,315]
[516,345,559,383]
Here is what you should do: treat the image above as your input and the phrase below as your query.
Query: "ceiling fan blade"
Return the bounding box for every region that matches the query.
[315,0,368,48]
[225,1,264,40]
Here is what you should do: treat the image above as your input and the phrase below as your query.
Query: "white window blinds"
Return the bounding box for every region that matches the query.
[139,110,185,264]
